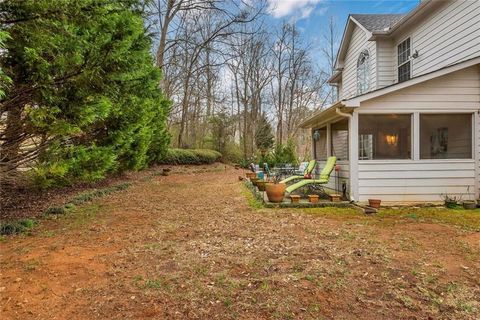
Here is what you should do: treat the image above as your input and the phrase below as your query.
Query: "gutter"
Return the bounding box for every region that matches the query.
[335,108,352,119]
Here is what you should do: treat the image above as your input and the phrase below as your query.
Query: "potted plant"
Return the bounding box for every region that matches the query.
[462,187,476,210]
[440,193,460,209]
[368,199,381,209]
[463,200,476,210]
[257,180,267,191]
[265,175,286,203]
[246,172,256,179]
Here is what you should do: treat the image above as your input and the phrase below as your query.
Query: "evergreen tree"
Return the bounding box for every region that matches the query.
[0,0,170,187]
[255,113,275,155]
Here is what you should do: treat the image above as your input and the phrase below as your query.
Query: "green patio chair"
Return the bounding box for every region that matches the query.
[280,159,317,184]
[285,156,337,194]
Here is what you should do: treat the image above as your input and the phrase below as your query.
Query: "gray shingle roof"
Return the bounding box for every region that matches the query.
[350,14,406,32]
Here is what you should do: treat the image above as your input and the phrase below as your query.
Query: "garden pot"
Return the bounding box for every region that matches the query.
[308,195,319,203]
[257,180,267,192]
[329,194,341,202]
[246,172,256,179]
[265,183,286,203]
[462,200,476,210]
[368,199,381,209]
[290,195,301,203]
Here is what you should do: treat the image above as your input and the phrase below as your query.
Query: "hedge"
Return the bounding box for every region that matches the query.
[159,149,222,165]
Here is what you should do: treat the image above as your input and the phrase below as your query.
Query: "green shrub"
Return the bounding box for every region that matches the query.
[222,142,243,164]
[159,148,222,165]
[0,219,36,235]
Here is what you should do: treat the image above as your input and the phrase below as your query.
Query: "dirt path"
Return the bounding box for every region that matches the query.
[1,165,479,319]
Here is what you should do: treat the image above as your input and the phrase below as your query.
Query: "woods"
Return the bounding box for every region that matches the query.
[149,0,336,161]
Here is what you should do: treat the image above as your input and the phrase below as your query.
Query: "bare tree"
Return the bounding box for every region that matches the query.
[321,16,339,103]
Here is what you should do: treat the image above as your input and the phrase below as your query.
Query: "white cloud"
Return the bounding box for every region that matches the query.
[267,0,324,19]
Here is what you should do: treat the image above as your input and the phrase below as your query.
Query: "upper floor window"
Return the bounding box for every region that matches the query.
[397,38,411,82]
[357,50,370,94]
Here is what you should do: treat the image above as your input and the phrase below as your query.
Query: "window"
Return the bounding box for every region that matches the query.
[359,114,411,160]
[357,50,370,94]
[313,127,327,160]
[331,119,349,160]
[397,38,411,82]
[420,114,472,159]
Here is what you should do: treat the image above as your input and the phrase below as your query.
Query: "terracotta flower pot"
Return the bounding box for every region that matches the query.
[368,199,381,209]
[265,183,286,203]
[257,180,267,191]
[290,195,301,203]
[246,172,256,179]
[308,195,319,203]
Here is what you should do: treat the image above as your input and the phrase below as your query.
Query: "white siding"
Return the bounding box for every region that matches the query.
[376,39,396,87]
[358,160,475,202]
[341,25,377,99]
[357,65,480,202]
[394,0,480,80]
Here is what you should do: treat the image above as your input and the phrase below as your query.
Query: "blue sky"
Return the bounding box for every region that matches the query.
[265,0,420,68]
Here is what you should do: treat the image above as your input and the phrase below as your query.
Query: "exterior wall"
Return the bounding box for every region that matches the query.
[341,25,377,99]
[356,65,480,202]
[376,39,396,87]
[393,0,480,80]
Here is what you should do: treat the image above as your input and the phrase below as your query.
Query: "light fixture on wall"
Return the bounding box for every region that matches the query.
[412,50,419,59]
[313,130,321,141]
[386,134,398,146]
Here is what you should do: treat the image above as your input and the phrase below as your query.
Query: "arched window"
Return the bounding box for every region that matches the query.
[357,50,370,94]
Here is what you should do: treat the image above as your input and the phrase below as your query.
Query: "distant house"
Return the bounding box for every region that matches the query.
[301,0,480,203]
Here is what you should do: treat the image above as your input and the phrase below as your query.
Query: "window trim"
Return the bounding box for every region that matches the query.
[356,49,370,95]
[418,112,474,161]
[358,113,413,161]
[397,37,411,83]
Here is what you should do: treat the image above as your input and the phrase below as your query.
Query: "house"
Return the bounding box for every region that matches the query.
[301,0,480,203]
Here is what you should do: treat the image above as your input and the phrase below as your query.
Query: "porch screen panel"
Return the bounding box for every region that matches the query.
[331,119,349,160]
[314,128,327,160]
[420,114,472,159]
[358,114,411,160]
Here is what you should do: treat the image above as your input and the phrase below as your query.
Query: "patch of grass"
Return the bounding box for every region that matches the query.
[303,206,480,231]
[303,207,361,218]
[69,183,131,206]
[70,204,101,227]
[0,218,36,235]
[242,185,263,210]
[378,207,480,231]
[3,183,132,237]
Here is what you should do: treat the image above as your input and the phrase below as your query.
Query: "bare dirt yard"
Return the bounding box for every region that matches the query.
[1,164,479,319]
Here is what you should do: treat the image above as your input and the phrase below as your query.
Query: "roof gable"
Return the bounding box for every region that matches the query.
[350,14,405,33]
[334,14,404,71]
